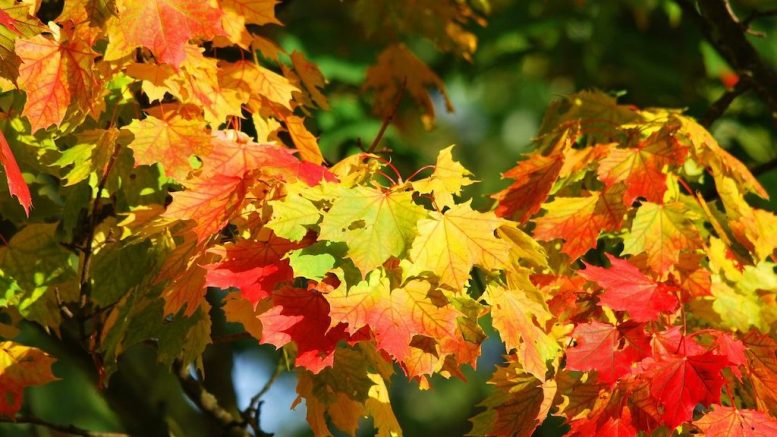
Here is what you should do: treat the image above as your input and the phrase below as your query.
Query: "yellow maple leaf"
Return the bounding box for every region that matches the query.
[0,341,57,417]
[409,202,510,291]
[412,145,475,208]
[126,113,212,181]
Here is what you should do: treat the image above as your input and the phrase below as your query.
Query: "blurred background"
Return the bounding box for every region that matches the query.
[6,0,777,435]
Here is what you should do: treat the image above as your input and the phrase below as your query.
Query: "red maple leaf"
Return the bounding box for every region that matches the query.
[596,128,687,206]
[566,322,646,384]
[493,151,563,222]
[695,405,777,437]
[578,254,679,322]
[640,350,728,428]
[0,130,31,215]
[258,287,364,373]
[204,236,300,302]
[203,130,334,185]
[109,0,224,67]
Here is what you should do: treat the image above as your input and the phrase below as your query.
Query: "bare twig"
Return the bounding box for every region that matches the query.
[742,8,777,28]
[0,415,128,437]
[367,78,407,153]
[240,362,283,437]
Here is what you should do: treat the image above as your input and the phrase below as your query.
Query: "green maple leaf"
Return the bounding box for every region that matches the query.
[319,185,427,275]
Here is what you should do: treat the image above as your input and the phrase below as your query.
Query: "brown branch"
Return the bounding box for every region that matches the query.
[700,76,752,127]
[79,140,122,306]
[1,415,128,437]
[173,360,250,436]
[677,0,777,122]
[240,362,282,437]
[751,157,777,177]
[743,8,777,28]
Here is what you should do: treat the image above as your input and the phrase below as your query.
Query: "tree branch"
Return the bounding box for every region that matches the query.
[751,156,777,177]
[240,362,282,437]
[700,76,752,127]
[173,360,250,436]
[677,0,777,122]
[0,415,128,437]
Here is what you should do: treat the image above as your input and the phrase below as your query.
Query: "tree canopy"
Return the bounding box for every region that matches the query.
[2,1,777,436]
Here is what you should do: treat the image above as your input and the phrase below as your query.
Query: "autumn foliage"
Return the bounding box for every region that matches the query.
[2,1,777,436]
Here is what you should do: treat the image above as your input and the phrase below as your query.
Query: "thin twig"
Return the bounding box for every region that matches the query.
[0,415,128,437]
[742,8,777,28]
[367,78,407,153]
[79,141,122,306]
[240,362,283,437]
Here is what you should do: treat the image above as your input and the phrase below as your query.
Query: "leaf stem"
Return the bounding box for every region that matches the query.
[367,78,407,153]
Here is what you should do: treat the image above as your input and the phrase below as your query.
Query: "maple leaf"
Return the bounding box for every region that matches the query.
[282,114,324,164]
[354,0,480,59]
[223,293,267,339]
[641,351,728,428]
[675,115,768,199]
[326,272,463,370]
[290,51,329,110]
[219,0,279,47]
[266,192,321,242]
[199,130,330,185]
[0,129,30,215]
[578,255,679,322]
[105,0,224,67]
[533,186,625,260]
[695,405,777,437]
[54,128,119,186]
[597,407,638,437]
[413,145,475,208]
[468,360,557,437]
[162,174,247,243]
[126,113,211,181]
[0,341,57,417]
[715,175,777,262]
[16,31,100,132]
[363,44,452,127]
[294,346,400,437]
[565,322,645,384]
[409,202,511,291]
[258,287,358,373]
[622,201,702,276]
[742,331,777,416]
[0,0,43,81]
[57,0,116,28]
[596,128,687,206]
[319,186,427,275]
[493,152,564,222]
[204,236,297,303]
[178,46,243,125]
[485,284,560,379]
[219,60,298,112]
